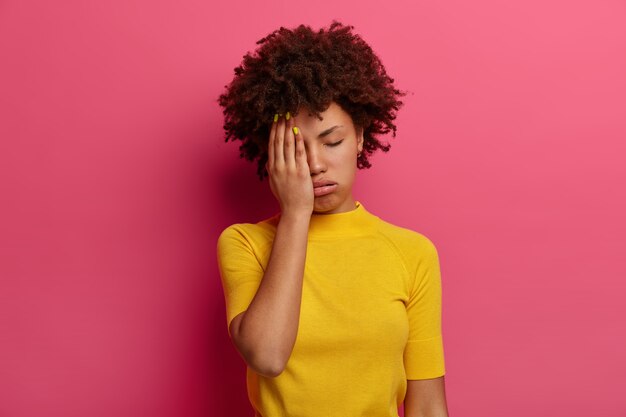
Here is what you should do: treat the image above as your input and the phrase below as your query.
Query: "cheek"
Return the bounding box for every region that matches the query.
[335,153,359,177]
[328,151,356,170]
[334,145,358,160]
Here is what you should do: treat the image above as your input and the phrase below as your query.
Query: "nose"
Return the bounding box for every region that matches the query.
[306,145,326,176]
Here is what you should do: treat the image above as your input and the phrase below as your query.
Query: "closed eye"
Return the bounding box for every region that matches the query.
[326,139,344,147]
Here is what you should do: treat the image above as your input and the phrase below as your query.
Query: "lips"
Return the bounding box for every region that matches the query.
[313,180,336,188]
[312,180,337,198]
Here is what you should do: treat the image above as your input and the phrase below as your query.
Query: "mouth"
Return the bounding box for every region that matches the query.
[313,183,338,197]
[313,181,337,188]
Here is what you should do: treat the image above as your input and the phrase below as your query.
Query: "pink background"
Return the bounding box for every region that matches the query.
[1,0,625,416]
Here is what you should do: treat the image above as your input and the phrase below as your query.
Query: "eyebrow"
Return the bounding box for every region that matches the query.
[317,125,343,138]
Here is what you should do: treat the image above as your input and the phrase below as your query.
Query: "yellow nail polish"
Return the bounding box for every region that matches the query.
[273,114,278,123]
[286,111,291,121]
[293,126,299,135]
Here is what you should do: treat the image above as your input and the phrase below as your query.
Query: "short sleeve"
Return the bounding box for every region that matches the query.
[216,225,265,337]
[403,237,446,379]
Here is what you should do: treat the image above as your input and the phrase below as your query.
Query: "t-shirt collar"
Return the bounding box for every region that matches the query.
[305,200,378,238]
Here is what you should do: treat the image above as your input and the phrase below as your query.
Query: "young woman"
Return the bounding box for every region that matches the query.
[216,21,449,417]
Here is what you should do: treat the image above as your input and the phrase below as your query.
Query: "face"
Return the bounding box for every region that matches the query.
[292,101,364,214]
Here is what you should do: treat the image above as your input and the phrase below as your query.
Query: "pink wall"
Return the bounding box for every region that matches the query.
[1,0,625,416]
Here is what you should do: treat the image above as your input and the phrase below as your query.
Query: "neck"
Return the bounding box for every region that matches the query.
[304,200,379,238]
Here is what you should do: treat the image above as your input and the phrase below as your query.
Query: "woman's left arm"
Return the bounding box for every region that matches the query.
[404,376,449,417]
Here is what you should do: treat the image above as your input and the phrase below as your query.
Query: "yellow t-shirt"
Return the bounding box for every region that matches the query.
[216,200,445,417]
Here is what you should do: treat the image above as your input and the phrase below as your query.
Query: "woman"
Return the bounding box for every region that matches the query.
[216,21,449,417]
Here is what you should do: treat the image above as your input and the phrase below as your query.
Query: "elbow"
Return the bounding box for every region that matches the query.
[232,313,288,378]
[248,353,285,378]
[238,333,286,377]
[260,364,285,378]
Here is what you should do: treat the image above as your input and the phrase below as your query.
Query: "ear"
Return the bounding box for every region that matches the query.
[356,126,364,153]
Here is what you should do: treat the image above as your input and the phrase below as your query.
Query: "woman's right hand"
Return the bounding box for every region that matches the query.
[265,112,314,216]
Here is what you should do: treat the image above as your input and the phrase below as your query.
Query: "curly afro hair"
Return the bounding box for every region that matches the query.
[217,20,407,181]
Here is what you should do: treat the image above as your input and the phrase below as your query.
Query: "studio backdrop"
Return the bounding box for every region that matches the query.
[1,0,625,416]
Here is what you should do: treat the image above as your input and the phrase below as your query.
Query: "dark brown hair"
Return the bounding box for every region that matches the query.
[217,20,407,180]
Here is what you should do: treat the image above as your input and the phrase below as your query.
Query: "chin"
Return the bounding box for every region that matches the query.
[313,195,343,213]
[313,197,334,209]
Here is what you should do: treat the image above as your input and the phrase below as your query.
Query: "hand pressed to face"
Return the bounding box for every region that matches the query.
[290,102,364,215]
[265,112,314,215]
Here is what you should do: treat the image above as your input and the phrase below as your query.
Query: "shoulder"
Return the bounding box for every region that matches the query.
[374,217,438,256]
[217,214,279,249]
[371,217,442,290]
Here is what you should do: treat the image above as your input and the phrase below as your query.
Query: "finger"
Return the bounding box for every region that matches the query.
[293,125,308,169]
[274,114,285,166]
[283,112,295,167]
[267,113,278,168]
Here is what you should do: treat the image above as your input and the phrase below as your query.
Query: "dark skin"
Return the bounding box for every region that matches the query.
[231,106,450,410]
[216,21,405,182]
[405,376,449,417]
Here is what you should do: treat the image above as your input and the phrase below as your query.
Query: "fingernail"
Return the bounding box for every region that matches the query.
[286,111,291,121]
[293,126,299,135]
[273,114,278,123]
